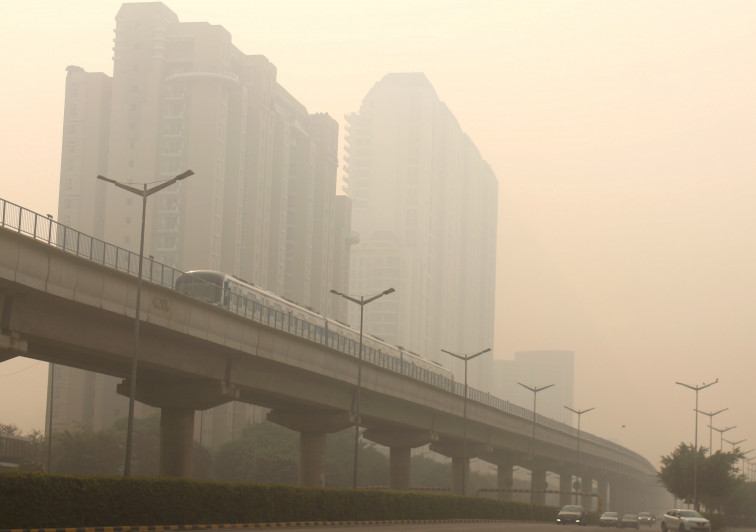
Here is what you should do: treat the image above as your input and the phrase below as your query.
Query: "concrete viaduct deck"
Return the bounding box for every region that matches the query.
[0,201,657,511]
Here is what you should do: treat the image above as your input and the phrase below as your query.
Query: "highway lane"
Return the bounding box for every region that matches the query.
[222,523,637,531]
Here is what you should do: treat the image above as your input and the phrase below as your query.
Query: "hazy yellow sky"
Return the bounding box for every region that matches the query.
[1,1,755,468]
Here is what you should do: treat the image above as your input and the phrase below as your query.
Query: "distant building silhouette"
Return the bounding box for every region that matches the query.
[343,73,498,391]
[52,2,352,449]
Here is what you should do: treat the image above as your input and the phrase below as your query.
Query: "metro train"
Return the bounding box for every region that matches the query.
[174,270,455,388]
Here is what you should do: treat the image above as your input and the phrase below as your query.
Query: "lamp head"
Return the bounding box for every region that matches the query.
[96,174,117,184]
[176,169,194,180]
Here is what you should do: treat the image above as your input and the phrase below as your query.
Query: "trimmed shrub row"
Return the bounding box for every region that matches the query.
[0,472,558,529]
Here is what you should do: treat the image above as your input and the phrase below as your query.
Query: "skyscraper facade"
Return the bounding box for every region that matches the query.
[52,2,352,448]
[343,73,498,391]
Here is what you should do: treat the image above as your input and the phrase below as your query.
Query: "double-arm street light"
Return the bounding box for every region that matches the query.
[724,438,746,452]
[710,425,736,453]
[518,382,555,504]
[330,287,395,489]
[564,406,595,504]
[695,408,727,455]
[97,169,194,476]
[441,347,491,495]
[675,378,718,511]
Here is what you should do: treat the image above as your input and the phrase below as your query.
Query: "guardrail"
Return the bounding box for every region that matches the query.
[0,196,653,472]
[0,198,181,288]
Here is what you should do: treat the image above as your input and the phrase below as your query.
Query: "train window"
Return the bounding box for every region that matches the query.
[176,274,222,304]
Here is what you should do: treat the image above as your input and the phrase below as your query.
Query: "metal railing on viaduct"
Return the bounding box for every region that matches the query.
[0,197,657,511]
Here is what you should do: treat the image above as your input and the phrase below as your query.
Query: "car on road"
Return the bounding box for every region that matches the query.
[660,509,711,532]
[600,512,621,527]
[638,512,655,526]
[620,514,640,529]
[557,505,587,525]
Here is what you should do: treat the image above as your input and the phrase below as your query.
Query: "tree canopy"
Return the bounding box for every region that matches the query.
[659,442,742,512]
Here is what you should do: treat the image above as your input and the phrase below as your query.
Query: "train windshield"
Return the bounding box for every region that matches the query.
[175,271,224,304]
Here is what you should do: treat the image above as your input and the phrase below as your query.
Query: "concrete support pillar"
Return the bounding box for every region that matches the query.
[597,477,609,513]
[497,464,514,499]
[451,455,470,496]
[612,482,626,514]
[159,406,195,477]
[560,471,574,506]
[628,482,641,513]
[364,428,437,492]
[531,467,547,505]
[389,446,412,490]
[118,378,240,478]
[300,431,327,487]
[267,409,352,487]
[581,476,594,510]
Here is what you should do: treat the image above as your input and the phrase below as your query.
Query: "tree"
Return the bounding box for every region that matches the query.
[51,429,123,475]
[111,413,161,476]
[323,428,389,488]
[214,421,299,483]
[659,443,741,511]
[411,452,452,488]
[0,423,22,435]
[721,482,756,523]
[700,450,744,512]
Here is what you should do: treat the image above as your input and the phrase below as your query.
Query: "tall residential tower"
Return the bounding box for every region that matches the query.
[53,2,352,447]
[343,73,498,391]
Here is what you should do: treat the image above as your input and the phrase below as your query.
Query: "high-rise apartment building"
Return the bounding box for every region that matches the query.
[52,2,352,448]
[343,73,498,391]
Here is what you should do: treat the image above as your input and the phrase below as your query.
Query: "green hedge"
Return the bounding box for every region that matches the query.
[0,473,558,529]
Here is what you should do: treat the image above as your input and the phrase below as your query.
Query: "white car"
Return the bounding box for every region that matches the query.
[660,509,710,532]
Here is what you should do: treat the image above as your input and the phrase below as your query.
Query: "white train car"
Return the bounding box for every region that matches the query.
[174,270,454,388]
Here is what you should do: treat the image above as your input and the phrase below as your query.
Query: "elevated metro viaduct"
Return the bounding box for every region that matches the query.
[0,223,658,512]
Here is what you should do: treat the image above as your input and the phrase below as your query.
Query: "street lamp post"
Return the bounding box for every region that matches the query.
[518,382,555,504]
[695,408,727,455]
[97,169,194,476]
[564,406,595,504]
[724,438,746,452]
[740,449,754,477]
[330,287,395,489]
[710,425,736,452]
[46,364,55,472]
[441,347,491,496]
[675,378,717,511]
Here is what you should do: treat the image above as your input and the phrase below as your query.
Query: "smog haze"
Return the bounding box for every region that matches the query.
[1,1,756,470]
